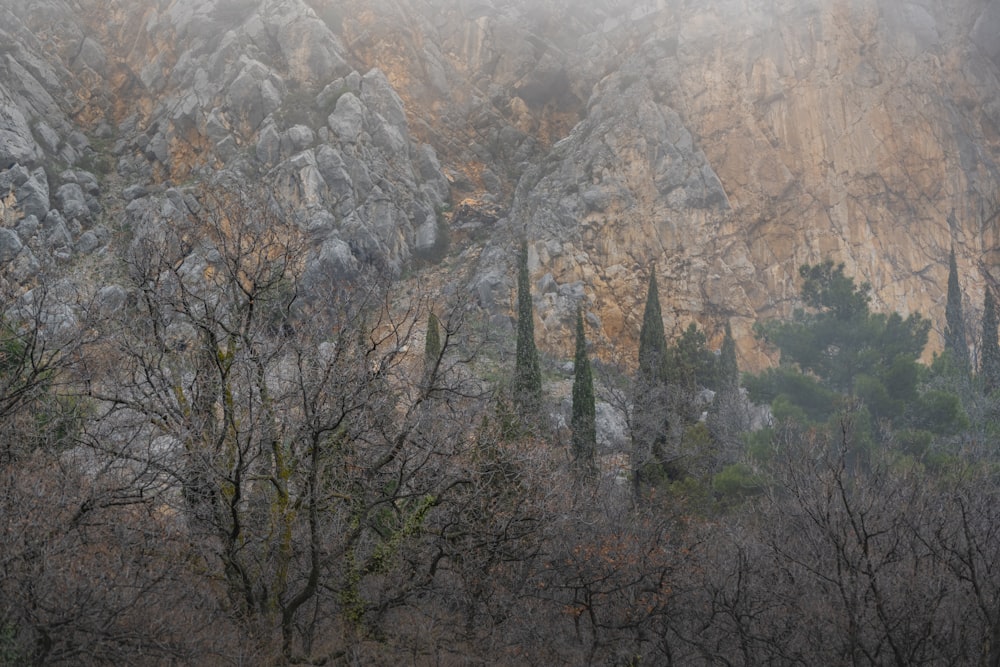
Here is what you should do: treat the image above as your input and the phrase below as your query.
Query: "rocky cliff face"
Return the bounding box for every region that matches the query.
[466,0,1000,368]
[1,0,999,369]
[662,0,1000,366]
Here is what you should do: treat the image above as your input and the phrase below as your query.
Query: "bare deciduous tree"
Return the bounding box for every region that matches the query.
[78,185,491,662]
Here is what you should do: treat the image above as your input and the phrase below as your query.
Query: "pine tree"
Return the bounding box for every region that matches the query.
[945,247,970,371]
[665,322,717,424]
[982,288,1000,394]
[571,307,596,473]
[425,311,441,369]
[747,263,967,438]
[513,239,542,411]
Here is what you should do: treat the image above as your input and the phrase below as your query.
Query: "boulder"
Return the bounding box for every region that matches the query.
[0,164,30,192]
[15,168,50,220]
[340,152,373,199]
[226,59,283,131]
[55,182,89,220]
[145,131,169,165]
[60,169,100,195]
[42,208,66,232]
[360,69,408,133]
[287,150,326,207]
[414,214,438,252]
[76,230,100,254]
[283,124,315,153]
[256,122,282,166]
[370,122,408,155]
[317,79,345,108]
[46,220,73,249]
[316,145,354,203]
[328,92,364,143]
[595,401,629,452]
[0,105,41,169]
[33,121,61,153]
[306,235,358,286]
[123,184,148,201]
[344,70,362,93]
[15,214,38,241]
[72,35,107,74]
[296,208,336,237]
[0,227,23,263]
[272,11,349,84]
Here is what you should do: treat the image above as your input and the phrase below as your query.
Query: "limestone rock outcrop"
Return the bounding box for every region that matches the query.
[0,0,998,371]
[0,0,453,286]
[475,0,1000,368]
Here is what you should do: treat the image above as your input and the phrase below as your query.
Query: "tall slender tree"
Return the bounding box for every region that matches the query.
[425,311,441,368]
[945,246,970,371]
[571,307,596,473]
[709,320,747,451]
[638,269,669,387]
[718,321,739,394]
[514,238,542,411]
[982,288,1000,394]
[634,267,671,484]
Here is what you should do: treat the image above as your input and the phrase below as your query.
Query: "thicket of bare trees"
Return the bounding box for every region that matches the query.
[6,188,1000,665]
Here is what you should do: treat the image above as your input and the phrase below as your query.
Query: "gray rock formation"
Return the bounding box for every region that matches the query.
[55,183,89,221]
[0,0,996,371]
[328,93,364,144]
[464,0,1000,366]
[0,106,41,169]
[0,227,23,264]
[16,168,50,221]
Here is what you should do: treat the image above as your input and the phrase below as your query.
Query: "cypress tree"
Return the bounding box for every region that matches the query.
[982,288,1000,394]
[425,311,441,369]
[571,307,597,472]
[634,267,670,484]
[945,247,970,371]
[719,321,739,393]
[709,320,746,447]
[638,269,669,387]
[513,239,542,411]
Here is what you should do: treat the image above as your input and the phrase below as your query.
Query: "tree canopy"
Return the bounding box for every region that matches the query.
[748,261,948,432]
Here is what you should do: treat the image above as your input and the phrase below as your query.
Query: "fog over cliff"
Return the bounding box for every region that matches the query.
[2,0,1000,366]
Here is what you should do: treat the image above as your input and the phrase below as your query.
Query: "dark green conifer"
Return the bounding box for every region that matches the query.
[719,321,739,393]
[945,247,970,371]
[513,239,542,411]
[634,267,670,483]
[708,320,746,447]
[638,269,669,387]
[982,288,1000,394]
[674,323,713,388]
[425,311,441,369]
[571,307,596,472]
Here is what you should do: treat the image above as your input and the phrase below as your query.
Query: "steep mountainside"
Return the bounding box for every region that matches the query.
[2,0,1000,368]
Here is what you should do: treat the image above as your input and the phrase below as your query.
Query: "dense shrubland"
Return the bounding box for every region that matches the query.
[4,192,1000,665]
